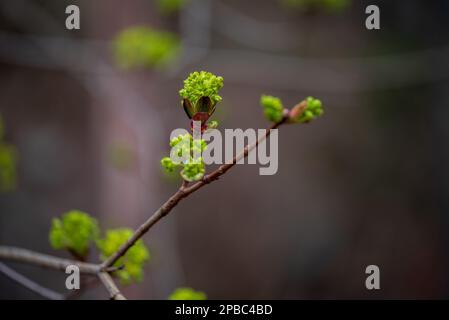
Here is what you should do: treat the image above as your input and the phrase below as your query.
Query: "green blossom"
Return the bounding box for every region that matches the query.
[179,71,224,106]
[49,210,99,257]
[114,26,180,69]
[96,228,150,284]
[260,95,284,122]
[296,96,324,123]
[169,287,207,300]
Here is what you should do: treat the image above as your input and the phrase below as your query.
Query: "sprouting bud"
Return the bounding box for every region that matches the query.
[179,71,224,107]
[289,96,324,123]
[179,71,223,130]
[287,100,307,123]
[260,95,285,123]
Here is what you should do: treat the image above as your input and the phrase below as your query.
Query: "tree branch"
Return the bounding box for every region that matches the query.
[0,117,288,300]
[0,246,100,274]
[0,262,64,300]
[101,118,287,269]
[98,272,126,300]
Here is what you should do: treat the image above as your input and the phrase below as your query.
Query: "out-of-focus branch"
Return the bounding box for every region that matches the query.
[0,246,126,300]
[0,262,64,300]
[0,246,100,274]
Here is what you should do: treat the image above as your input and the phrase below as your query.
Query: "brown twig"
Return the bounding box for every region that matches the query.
[98,272,126,300]
[0,116,288,300]
[101,118,287,269]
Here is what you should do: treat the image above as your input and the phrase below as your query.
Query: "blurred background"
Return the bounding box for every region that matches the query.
[1,0,449,299]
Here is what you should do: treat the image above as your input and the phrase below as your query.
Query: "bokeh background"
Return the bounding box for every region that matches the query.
[1,0,449,299]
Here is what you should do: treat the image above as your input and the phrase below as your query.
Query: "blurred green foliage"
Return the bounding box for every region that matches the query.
[169,287,207,300]
[49,210,99,258]
[0,115,17,192]
[156,0,187,15]
[108,140,135,171]
[97,228,150,284]
[113,26,180,69]
[281,0,351,12]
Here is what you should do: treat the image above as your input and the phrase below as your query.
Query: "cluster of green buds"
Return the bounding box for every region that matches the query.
[160,71,224,182]
[179,71,223,132]
[161,133,207,182]
[113,26,180,69]
[97,228,150,284]
[49,210,99,258]
[260,94,324,124]
[49,210,150,284]
[260,95,285,122]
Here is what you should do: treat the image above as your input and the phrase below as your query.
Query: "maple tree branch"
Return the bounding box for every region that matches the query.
[101,117,287,269]
[0,116,288,300]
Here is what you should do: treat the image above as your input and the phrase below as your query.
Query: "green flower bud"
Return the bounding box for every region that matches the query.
[294,96,324,123]
[49,210,99,257]
[179,71,224,106]
[180,159,205,182]
[260,95,284,122]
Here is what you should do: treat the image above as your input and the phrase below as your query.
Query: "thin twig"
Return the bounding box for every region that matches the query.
[0,246,100,274]
[101,118,287,269]
[98,272,126,300]
[0,116,288,300]
[0,262,64,300]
